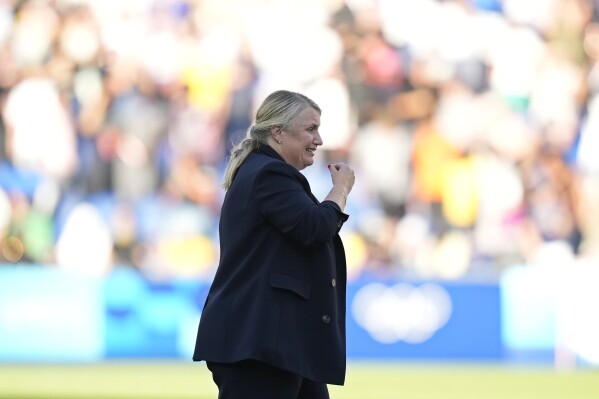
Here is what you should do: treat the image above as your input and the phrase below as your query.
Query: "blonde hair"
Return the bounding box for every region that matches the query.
[222,90,321,190]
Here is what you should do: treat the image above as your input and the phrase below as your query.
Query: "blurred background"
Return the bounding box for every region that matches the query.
[1,0,599,391]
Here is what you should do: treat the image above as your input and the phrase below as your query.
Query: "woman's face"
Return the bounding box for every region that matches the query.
[279,107,323,170]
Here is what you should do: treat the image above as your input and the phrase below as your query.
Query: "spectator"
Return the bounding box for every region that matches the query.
[0,0,597,281]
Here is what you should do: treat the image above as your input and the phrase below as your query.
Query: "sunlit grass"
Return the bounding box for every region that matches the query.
[0,361,597,399]
[0,361,216,399]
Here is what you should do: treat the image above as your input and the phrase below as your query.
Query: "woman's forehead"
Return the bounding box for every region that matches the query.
[296,107,321,125]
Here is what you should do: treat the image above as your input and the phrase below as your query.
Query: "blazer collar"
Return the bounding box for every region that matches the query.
[256,144,286,163]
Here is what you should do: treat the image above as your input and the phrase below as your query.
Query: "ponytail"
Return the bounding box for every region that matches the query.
[222,129,260,190]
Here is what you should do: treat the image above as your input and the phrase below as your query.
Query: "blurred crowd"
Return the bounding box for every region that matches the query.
[0,0,598,281]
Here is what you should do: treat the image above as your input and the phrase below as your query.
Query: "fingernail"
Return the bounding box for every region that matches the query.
[327,164,332,169]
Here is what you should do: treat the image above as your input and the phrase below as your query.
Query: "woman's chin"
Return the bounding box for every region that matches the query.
[302,158,315,169]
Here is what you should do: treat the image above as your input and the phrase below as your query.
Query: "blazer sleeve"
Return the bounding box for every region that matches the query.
[254,162,348,247]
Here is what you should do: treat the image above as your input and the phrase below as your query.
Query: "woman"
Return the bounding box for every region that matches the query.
[193,90,355,399]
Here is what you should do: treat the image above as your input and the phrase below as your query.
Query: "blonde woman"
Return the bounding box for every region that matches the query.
[193,90,355,399]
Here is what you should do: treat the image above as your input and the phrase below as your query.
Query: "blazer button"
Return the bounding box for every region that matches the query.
[331,278,336,287]
[321,315,331,324]
[337,221,342,228]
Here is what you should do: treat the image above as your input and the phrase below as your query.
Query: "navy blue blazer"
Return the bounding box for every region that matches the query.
[193,144,349,385]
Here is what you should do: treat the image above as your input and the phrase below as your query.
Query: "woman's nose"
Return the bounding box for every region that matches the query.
[314,132,323,146]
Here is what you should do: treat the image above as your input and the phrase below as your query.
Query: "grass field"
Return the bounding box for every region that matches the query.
[0,361,598,399]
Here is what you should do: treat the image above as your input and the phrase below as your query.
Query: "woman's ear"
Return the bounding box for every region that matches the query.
[270,125,283,144]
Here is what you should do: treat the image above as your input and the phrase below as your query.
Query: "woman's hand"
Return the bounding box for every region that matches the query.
[325,163,355,210]
[329,163,355,195]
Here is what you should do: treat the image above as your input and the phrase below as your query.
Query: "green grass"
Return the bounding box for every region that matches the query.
[0,361,597,399]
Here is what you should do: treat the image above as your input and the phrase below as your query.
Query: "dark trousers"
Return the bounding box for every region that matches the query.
[207,360,330,399]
